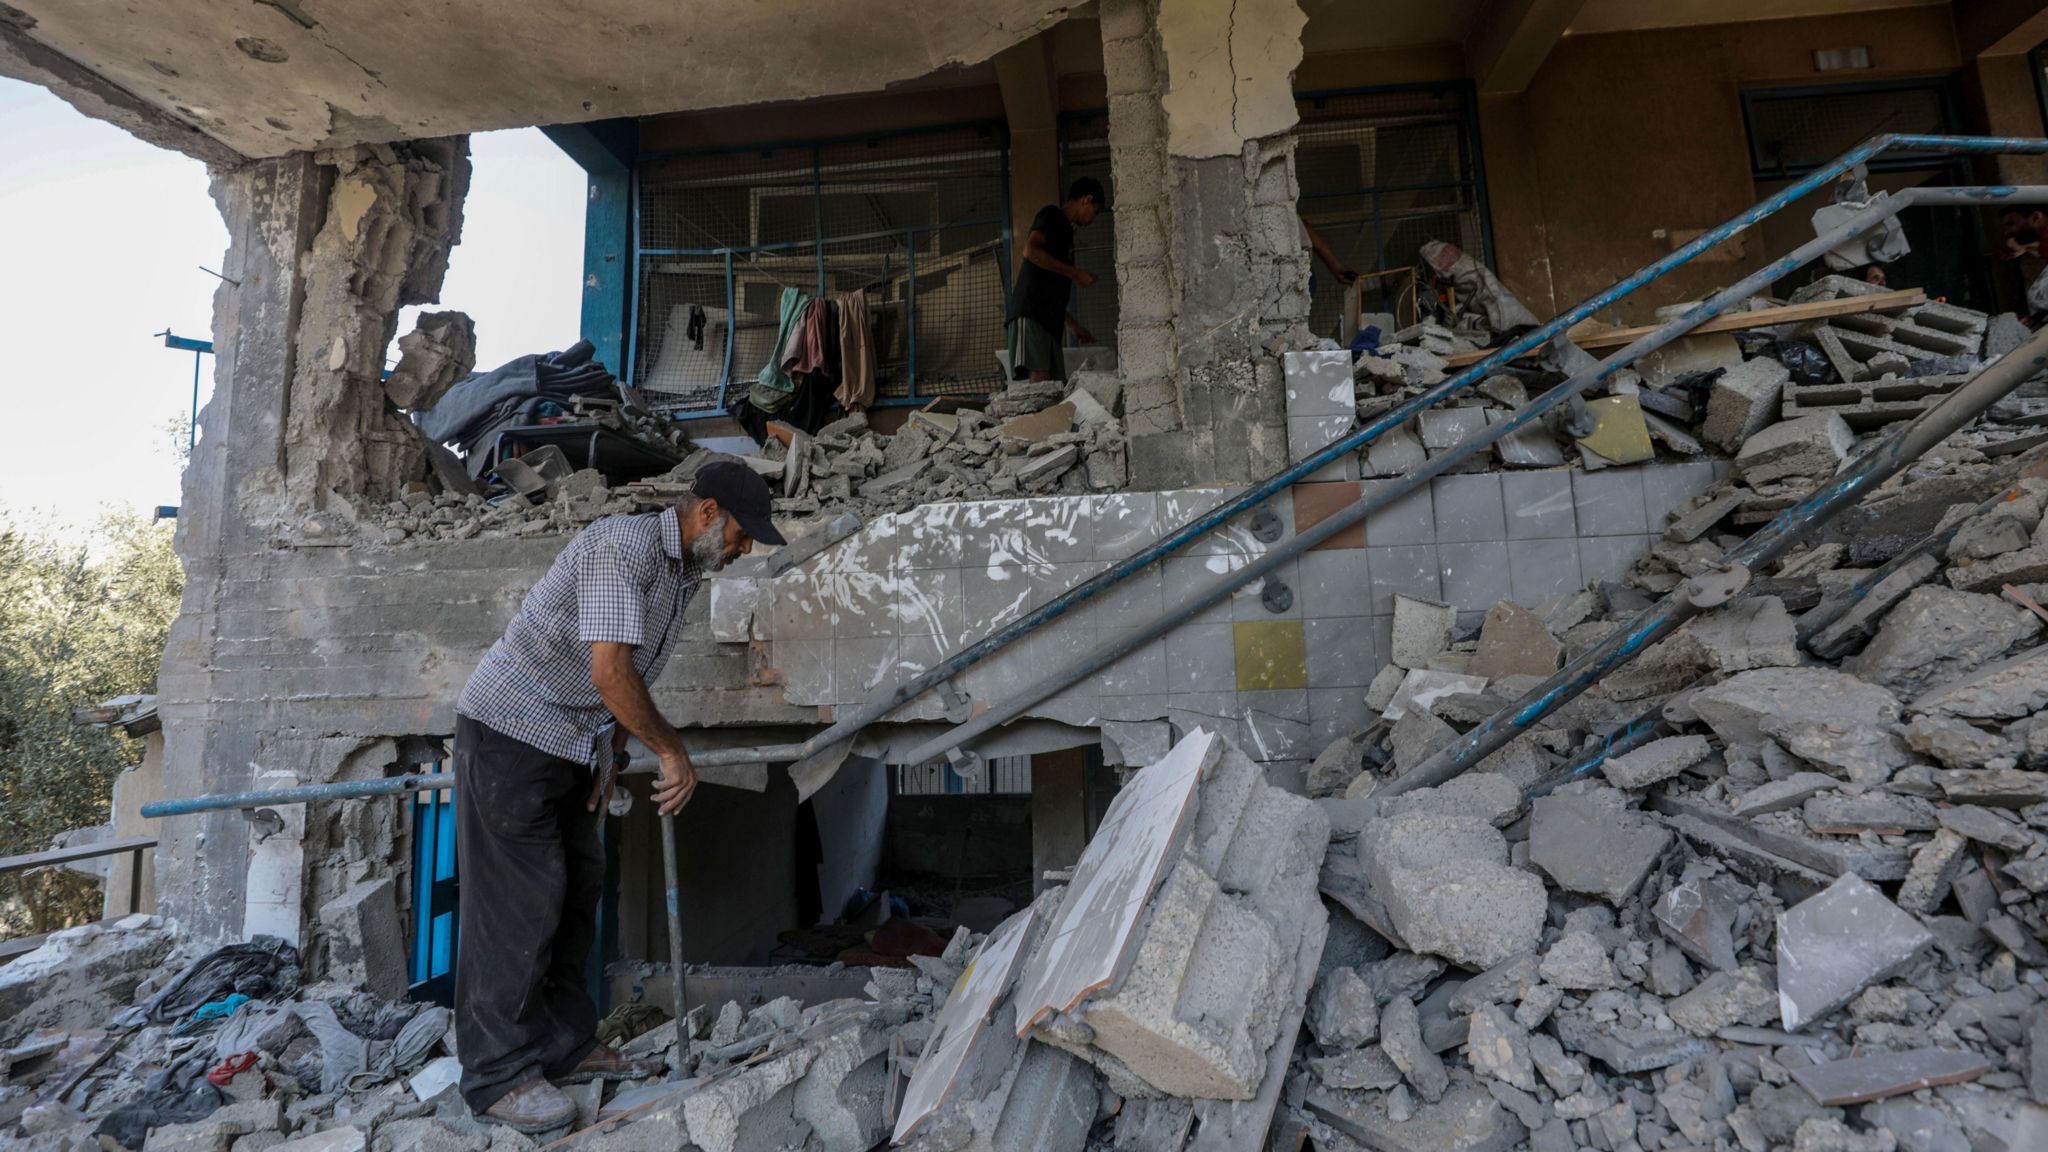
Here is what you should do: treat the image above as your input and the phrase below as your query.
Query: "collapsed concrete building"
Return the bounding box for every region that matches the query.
[15,0,2048,1149]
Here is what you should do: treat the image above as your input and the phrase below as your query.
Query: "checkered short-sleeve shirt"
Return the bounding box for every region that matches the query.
[458,510,703,764]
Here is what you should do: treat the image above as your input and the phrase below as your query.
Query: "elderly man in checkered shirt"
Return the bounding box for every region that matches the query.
[451,460,785,1134]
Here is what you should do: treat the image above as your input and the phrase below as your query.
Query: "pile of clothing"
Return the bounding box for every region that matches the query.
[415,340,623,460]
[734,286,878,442]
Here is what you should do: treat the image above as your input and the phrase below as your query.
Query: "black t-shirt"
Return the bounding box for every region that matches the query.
[1006,205,1075,330]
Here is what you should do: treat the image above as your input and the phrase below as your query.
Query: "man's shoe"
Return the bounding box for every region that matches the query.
[558,1042,661,1084]
[481,1074,579,1135]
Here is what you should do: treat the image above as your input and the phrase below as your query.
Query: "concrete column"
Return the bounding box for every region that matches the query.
[1030,748,1089,893]
[155,154,322,943]
[996,36,1065,260]
[1098,0,1312,488]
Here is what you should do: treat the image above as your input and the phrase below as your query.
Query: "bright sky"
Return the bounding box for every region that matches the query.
[0,78,587,538]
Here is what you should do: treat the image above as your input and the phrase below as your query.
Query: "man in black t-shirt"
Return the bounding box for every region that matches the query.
[1005,177,1105,382]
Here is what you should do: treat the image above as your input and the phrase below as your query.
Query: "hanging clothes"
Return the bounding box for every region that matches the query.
[787,296,831,379]
[752,286,809,412]
[834,291,876,411]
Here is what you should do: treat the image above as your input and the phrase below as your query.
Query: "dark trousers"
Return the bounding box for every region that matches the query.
[453,714,602,1111]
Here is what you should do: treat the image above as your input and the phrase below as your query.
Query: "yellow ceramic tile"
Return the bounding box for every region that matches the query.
[1576,395,1655,465]
[1234,620,1309,691]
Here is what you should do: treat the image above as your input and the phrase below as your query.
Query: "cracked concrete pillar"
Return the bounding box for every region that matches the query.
[1099,0,1311,488]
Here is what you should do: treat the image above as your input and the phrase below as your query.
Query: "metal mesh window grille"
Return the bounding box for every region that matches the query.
[1058,111,1120,345]
[1742,81,1955,177]
[632,123,1011,416]
[1294,85,1490,335]
[896,755,1033,795]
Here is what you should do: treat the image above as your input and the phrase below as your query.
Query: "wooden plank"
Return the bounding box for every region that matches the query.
[1441,289,1927,367]
[0,836,157,876]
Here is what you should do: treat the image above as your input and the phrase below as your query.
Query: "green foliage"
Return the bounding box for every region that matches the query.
[0,513,182,935]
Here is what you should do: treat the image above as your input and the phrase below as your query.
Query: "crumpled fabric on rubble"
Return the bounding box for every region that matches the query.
[114,936,300,1028]
[92,1055,222,1151]
[210,999,305,1061]
[1420,238,1540,337]
[287,999,452,1094]
[177,993,250,1034]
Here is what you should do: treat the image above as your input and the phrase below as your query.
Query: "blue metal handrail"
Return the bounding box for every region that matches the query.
[139,133,2048,817]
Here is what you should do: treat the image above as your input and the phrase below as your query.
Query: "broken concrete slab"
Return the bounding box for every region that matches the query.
[1539,931,1616,992]
[1906,718,2019,772]
[1691,667,1910,784]
[1468,602,1561,681]
[1776,873,1935,1030]
[1910,643,2048,720]
[1463,1004,1538,1093]
[1307,1077,1526,1152]
[1379,994,1449,1104]
[1934,766,2048,806]
[1801,792,1940,834]
[1308,967,1378,1050]
[317,878,407,1002]
[1735,412,1853,484]
[1023,729,1330,1103]
[1846,585,2041,697]
[1529,790,1671,905]
[1732,772,1842,817]
[1787,1047,1990,1106]
[1804,553,1940,661]
[1936,804,2035,853]
[1391,594,1458,670]
[1600,734,1710,790]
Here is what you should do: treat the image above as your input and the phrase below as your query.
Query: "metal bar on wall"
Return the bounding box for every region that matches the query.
[718,249,736,412]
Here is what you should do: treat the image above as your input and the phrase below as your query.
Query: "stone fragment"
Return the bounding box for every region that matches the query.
[1529,791,1671,905]
[1552,1014,1710,1074]
[1861,1099,1967,1152]
[996,400,1076,443]
[1732,772,1842,817]
[1806,553,1939,661]
[319,877,408,1002]
[385,310,476,410]
[1601,734,1711,790]
[1464,1004,1538,1092]
[1948,511,2030,561]
[1379,995,1448,1105]
[1384,772,1523,829]
[1933,765,2048,806]
[1847,586,2040,697]
[1311,1045,1403,1091]
[1468,602,1560,680]
[1306,733,1365,797]
[1692,667,1909,784]
[1936,804,2034,852]
[1905,718,2017,771]
[1391,594,1457,670]
[1645,943,1694,997]
[2029,1004,2048,1105]
[1390,709,1457,773]
[1363,808,1547,970]
[1802,792,1939,833]
[1910,644,2048,719]
[1667,967,1780,1036]
[1306,1080,1525,1152]
[1776,874,1935,1030]
[1736,413,1853,483]
[1447,952,1539,1015]
[1704,355,1791,451]
[1540,931,1616,992]
[1787,1047,1989,1106]
[1308,968,1378,1050]
[1791,1117,1899,1152]
[1526,1033,1584,1096]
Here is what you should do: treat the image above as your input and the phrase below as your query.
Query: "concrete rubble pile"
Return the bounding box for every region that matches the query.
[1284,447,2048,1150]
[358,375,1128,547]
[1339,273,2029,477]
[0,920,976,1152]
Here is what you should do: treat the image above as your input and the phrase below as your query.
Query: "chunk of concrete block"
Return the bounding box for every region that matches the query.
[1735,413,1853,484]
[1776,873,1934,1030]
[1468,602,1561,680]
[1308,967,1378,1050]
[1539,931,1616,992]
[1896,829,1970,916]
[1391,594,1457,670]
[1692,667,1909,784]
[1847,585,2040,698]
[1464,1004,1538,1092]
[318,877,407,1002]
[1703,355,1791,452]
[1910,643,2048,720]
[1362,808,1547,970]
[1936,804,2035,852]
[1732,772,1842,817]
[1379,995,1449,1104]
[1600,734,1710,790]
[1529,792,1671,905]
[1667,967,1779,1036]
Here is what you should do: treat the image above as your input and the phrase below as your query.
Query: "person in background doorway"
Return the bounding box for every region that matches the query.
[1006,177,1105,382]
[1301,217,1361,293]
[449,461,785,1134]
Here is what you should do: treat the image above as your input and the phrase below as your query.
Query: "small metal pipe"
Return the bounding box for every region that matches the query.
[660,812,688,1031]
[891,182,2048,769]
[1523,704,1675,801]
[1387,322,2048,799]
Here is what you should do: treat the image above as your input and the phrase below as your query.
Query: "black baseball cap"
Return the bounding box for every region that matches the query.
[693,460,787,545]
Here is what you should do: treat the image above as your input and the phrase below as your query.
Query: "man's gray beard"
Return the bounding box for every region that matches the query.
[690,512,731,571]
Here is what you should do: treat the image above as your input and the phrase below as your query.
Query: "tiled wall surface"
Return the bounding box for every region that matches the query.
[711,460,1724,764]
